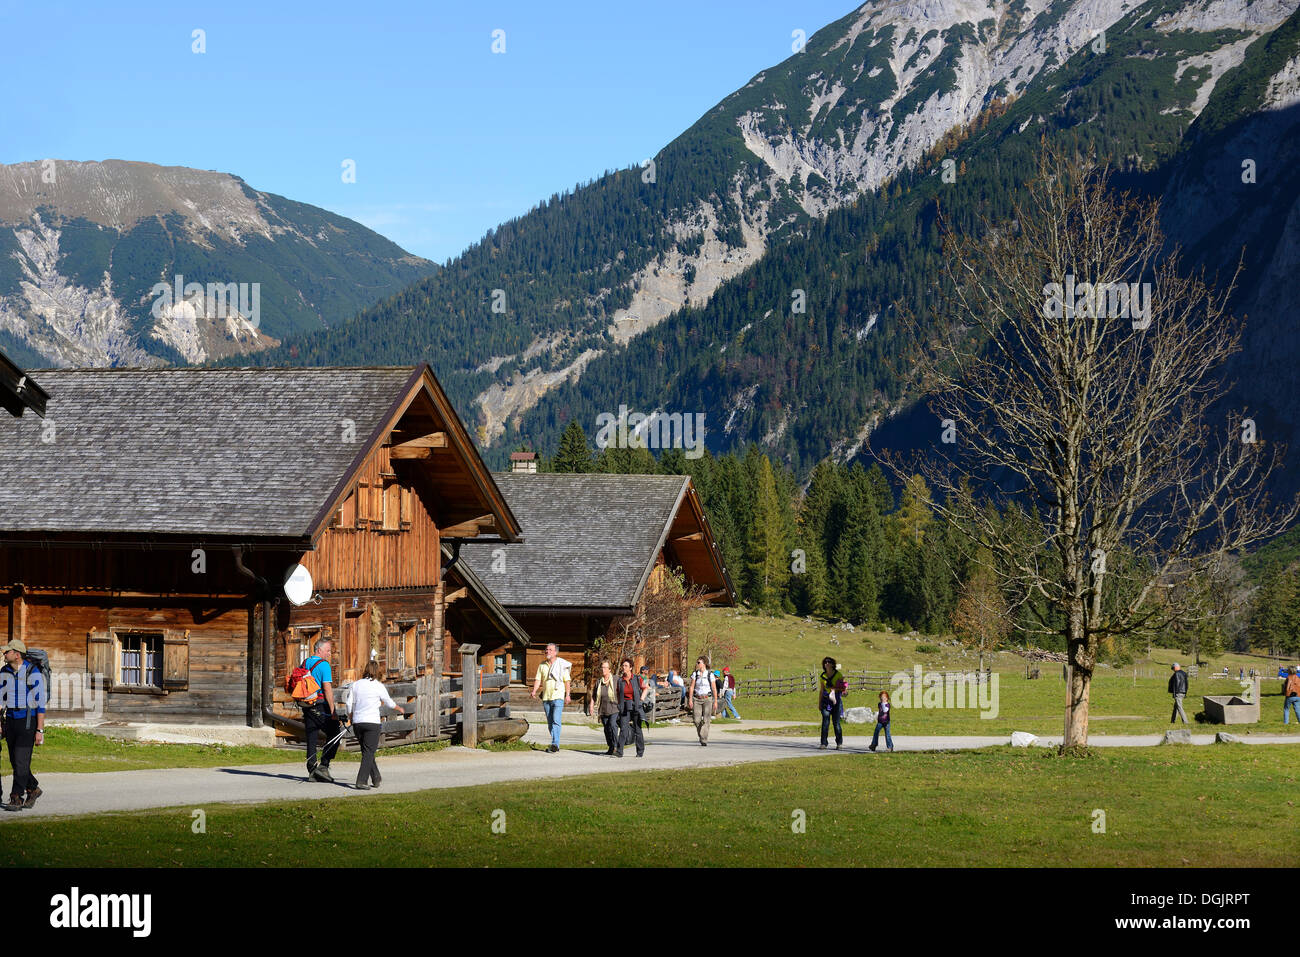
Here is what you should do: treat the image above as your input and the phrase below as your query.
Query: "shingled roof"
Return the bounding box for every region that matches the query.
[458,472,731,612]
[0,366,436,538]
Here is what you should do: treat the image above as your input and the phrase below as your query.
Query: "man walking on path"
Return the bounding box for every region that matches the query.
[1283,666,1300,724]
[1,639,44,809]
[531,643,571,753]
[1168,662,1189,724]
[301,638,342,782]
[687,656,718,746]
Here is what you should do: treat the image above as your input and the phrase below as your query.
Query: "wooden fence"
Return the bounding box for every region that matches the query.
[737,669,992,697]
[332,650,511,749]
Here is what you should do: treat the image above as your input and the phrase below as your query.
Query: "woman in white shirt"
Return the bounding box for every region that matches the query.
[349,660,397,789]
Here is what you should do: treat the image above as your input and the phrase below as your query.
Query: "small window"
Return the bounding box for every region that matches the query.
[355,483,370,527]
[383,481,402,531]
[494,654,507,674]
[118,632,163,689]
[387,621,417,675]
[511,653,524,683]
[331,490,356,529]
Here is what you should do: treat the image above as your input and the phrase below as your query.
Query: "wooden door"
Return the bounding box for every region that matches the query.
[341,610,365,683]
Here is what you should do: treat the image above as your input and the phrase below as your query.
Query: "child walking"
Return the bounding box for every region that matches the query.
[869,690,893,753]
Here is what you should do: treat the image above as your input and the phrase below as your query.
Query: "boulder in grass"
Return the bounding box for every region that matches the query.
[1163,729,1193,744]
[1215,731,1240,744]
[844,707,873,724]
[1010,731,1038,747]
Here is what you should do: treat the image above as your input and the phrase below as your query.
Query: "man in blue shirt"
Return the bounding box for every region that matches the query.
[300,638,342,783]
[1,639,44,810]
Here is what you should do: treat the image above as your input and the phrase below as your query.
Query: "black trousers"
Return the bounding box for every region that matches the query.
[600,712,618,751]
[353,722,381,786]
[617,704,644,756]
[303,704,341,771]
[4,718,38,796]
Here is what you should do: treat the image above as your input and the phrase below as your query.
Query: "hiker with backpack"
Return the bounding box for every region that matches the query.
[1,639,46,810]
[869,690,893,752]
[687,656,718,746]
[287,637,345,782]
[615,658,652,757]
[818,656,847,750]
[349,660,396,789]
[1283,666,1300,725]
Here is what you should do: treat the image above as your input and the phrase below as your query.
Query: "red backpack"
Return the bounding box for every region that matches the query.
[285,656,325,704]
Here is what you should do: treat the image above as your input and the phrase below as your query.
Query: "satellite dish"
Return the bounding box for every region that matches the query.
[284,564,314,606]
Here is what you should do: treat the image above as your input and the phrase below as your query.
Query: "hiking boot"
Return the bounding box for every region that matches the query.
[372,772,382,788]
[355,783,372,790]
[835,744,842,750]
[317,764,334,782]
[22,787,41,808]
[819,743,827,749]
[4,794,23,811]
[546,745,559,753]
[868,745,877,752]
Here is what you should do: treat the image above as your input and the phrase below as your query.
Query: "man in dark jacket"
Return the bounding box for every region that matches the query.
[1,639,45,809]
[1168,663,1189,724]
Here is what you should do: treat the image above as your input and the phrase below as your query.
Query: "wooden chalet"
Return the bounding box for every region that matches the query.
[0,365,525,741]
[458,472,735,701]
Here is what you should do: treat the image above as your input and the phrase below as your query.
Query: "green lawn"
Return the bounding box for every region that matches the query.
[691,608,1300,736]
[7,746,1297,867]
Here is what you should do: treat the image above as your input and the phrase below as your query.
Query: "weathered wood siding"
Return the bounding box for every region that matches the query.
[8,594,253,725]
[304,442,441,592]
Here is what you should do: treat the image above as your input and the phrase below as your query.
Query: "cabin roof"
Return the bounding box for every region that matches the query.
[0,365,518,541]
[459,472,735,613]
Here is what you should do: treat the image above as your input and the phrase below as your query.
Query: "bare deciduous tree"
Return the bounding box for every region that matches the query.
[881,148,1298,748]
[595,566,707,676]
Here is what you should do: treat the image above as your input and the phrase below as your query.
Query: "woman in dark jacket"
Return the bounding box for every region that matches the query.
[615,658,651,757]
[589,660,619,755]
[869,690,894,752]
[818,656,848,750]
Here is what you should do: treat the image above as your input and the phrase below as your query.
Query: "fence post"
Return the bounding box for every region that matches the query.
[460,643,481,748]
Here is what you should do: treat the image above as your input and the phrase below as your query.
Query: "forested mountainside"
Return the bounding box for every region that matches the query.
[243,0,1300,482]
[0,160,432,368]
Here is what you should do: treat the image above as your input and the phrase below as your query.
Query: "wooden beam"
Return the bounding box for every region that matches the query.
[390,446,433,460]
[700,589,729,602]
[442,514,495,537]
[444,586,468,605]
[673,532,704,543]
[392,430,447,449]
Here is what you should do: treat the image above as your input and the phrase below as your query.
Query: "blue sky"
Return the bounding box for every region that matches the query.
[1,0,856,262]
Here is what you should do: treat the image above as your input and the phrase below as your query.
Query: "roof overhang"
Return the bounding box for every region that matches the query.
[308,364,523,544]
[0,351,48,418]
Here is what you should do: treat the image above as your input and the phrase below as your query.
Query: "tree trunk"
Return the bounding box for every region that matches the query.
[1064,599,1091,748]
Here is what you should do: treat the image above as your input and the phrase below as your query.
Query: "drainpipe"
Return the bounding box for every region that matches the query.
[233,547,305,736]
